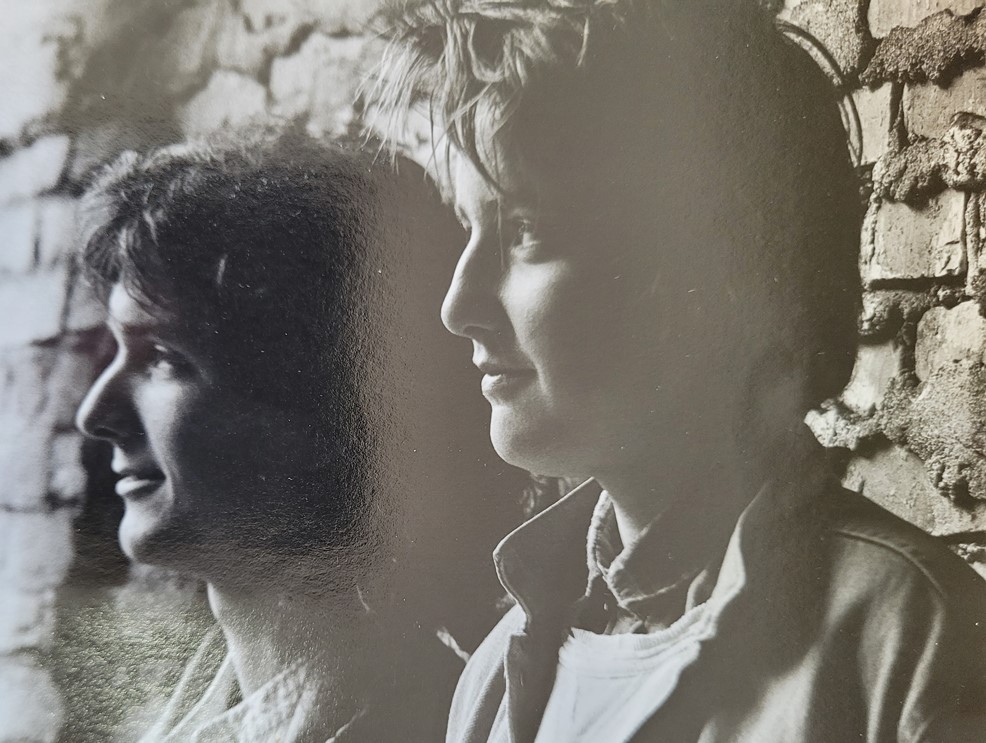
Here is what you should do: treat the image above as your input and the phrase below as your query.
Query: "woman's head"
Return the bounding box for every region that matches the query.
[370,0,862,480]
[75,129,520,602]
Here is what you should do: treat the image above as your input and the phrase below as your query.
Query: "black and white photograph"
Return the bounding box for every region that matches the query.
[1,0,985,741]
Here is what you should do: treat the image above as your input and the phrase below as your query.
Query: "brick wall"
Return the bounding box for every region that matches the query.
[787,0,986,576]
[0,1,383,740]
[1,0,985,740]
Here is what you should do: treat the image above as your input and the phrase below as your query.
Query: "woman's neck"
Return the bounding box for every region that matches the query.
[206,580,370,701]
[597,446,750,549]
[596,413,821,548]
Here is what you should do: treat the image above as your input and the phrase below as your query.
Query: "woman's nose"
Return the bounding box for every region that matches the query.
[441,232,501,340]
[75,363,133,442]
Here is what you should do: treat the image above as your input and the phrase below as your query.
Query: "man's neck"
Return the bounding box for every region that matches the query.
[206,581,370,703]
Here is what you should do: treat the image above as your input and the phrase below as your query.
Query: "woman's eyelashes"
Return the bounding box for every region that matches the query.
[505,215,546,259]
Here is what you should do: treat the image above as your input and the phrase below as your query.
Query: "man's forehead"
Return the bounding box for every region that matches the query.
[106,284,180,336]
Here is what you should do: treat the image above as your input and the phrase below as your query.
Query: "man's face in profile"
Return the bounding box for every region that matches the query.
[76,284,325,581]
[441,146,737,483]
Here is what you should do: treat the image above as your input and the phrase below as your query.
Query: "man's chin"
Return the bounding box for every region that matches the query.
[118,512,188,571]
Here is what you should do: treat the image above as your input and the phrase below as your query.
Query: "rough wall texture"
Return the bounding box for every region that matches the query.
[792,0,986,577]
[0,0,985,740]
[0,1,382,740]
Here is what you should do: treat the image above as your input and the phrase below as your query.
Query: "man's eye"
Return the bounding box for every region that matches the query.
[148,344,191,376]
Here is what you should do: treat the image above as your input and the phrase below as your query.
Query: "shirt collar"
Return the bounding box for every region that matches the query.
[493,478,603,623]
[588,491,730,623]
[493,469,829,630]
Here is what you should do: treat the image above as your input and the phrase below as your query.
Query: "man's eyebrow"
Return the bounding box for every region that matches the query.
[107,320,161,337]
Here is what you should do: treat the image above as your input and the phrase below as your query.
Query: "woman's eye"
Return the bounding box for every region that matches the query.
[510,219,541,253]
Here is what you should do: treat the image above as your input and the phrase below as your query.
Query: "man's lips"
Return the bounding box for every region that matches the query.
[114,469,165,498]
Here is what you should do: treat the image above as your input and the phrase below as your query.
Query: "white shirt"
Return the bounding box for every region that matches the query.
[533,602,715,743]
[138,627,361,743]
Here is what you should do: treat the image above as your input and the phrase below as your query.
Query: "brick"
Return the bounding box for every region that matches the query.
[65,122,140,185]
[308,37,375,138]
[0,344,98,510]
[178,70,270,137]
[0,346,55,423]
[0,509,75,592]
[0,588,56,653]
[868,0,984,37]
[777,0,870,76]
[845,443,986,534]
[239,0,302,33]
[880,361,986,502]
[62,277,105,334]
[942,112,986,190]
[309,0,382,34]
[858,288,937,337]
[0,346,60,511]
[903,67,986,139]
[0,421,50,511]
[44,347,102,430]
[862,190,966,283]
[915,301,986,380]
[157,2,225,96]
[48,434,87,507]
[270,33,371,136]
[840,339,906,414]
[0,201,38,274]
[0,31,66,141]
[35,196,78,267]
[0,136,70,204]
[853,84,894,164]
[215,7,300,76]
[805,399,881,450]
[0,271,68,347]
[235,0,380,36]
[0,656,63,743]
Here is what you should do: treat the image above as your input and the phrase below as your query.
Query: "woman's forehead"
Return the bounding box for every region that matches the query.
[449,142,540,211]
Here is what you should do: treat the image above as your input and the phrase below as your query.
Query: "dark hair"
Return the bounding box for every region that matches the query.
[369,0,861,406]
[80,128,389,414]
[79,127,532,640]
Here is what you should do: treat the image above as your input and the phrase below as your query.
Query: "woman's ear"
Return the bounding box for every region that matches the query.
[736,344,816,457]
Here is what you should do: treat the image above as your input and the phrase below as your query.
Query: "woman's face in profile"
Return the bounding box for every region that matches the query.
[76,284,326,581]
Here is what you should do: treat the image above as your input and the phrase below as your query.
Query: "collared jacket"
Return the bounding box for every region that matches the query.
[447,478,986,743]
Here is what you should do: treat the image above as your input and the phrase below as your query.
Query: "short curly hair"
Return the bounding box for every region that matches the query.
[367,0,862,407]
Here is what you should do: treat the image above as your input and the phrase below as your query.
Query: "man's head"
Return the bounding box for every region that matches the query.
[75,130,417,583]
[370,0,861,480]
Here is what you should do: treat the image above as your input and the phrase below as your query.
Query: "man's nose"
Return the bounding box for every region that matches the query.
[75,363,133,442]
[441,233,501,340]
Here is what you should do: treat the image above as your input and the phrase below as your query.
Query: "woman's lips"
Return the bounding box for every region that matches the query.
[115,473,165,499]
[480,369,536,399]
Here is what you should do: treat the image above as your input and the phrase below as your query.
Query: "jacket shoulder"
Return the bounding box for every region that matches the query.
[818,486,986,611]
